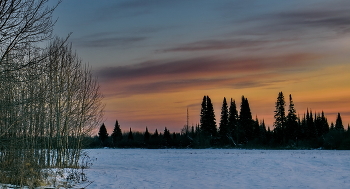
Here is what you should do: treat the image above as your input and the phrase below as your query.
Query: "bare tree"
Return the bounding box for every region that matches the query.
[0,0,60,67]
[0,1,104,187]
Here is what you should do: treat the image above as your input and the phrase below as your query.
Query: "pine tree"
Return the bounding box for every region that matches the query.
[315,113,323,137]
[286,94,298,142]
[128,128,134,140]
[144,127,150,142]
[335,113,344,131]
[98,123,109,146]
[111,120,123,147]
[152,129,159,138]
[300,114,307,140]
[200,96,208,134]
[163,127,171,145]
[200,95,217,137]
[253,117,260,140]
[228,99,238,142]
[321,111,329,135]
[239,96,253,143]
[273,92,286,144]
[219,97,229,143]
[259,120,267,144]
[307,109,317,138]
[206,96,217,136]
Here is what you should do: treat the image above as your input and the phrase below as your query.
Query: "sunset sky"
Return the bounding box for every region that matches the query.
[51,0,350,133]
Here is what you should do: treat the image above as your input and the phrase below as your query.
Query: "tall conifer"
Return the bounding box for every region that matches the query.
[273,92,286,144]
[335,113,344,131]
[144,127,150,142]
[228,99,238,139]
[111,120,123,147]
[286,94,298,141]
[239,96,253,142]
[128,128,134,140]
[219,97,229,142]
[98,123,109,146]
[200,95,217,137]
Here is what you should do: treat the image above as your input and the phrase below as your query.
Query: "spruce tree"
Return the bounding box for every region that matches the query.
[144,127,150,142]
[273,92,286,144]
[253,117,260,140]
[98,123,109,146]
[200,95,217,137]
[315,113,323,137]
[259,120,267,144]
[240,96,253,142]
[128,128,134,140]
[111,120,123,147]
[286,94,298,141]
[163,127,171,145]
[152,129,159,138]
[228,99,238,143]
[206,96,217,136]
[307,109,317,138]
[321,111,329,135]
[300,114,308,140]
[200,96,208,134]
[335,113,344,131]
[219,97,229,143]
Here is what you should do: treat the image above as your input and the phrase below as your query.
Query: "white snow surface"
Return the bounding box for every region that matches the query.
[75,149,350,189]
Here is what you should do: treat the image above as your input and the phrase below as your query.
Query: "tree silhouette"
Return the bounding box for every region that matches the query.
[253,117,260,140]
[228,99,238,144]
[152,129,159,138]
[128,128,134,140]
[144,127,150,142]
[306,109,317,138]
[239,96,253,143]
[111,120,123,147]
[219,97,229,143]
[286,94,298,141]
[273,92,286,144]
[200,95,217,137]
[98,123,109,146]
[335,113,344,131]
[163,127,171,146]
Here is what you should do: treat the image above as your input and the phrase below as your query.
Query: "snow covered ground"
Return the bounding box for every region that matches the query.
[75,149,350,189]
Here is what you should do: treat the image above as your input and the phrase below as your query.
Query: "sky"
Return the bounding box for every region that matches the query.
[50,0,350,134]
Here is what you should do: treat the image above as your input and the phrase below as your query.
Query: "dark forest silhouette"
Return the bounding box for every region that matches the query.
[88,91,350,149]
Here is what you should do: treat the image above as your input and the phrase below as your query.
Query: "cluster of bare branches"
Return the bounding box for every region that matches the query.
[0,0,104,187]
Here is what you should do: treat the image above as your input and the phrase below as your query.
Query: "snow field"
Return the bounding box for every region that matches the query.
[75,149,350,189]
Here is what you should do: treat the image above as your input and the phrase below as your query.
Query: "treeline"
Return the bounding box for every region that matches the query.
[89,92,350,149]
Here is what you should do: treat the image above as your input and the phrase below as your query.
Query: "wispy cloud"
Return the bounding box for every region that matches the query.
[160,39,268,52]
[272,9,350,33]
[117,0,177,9]
[239,2,350,36]
[97,53,323,97]
[72,32,147,48]
[94,0,182,20]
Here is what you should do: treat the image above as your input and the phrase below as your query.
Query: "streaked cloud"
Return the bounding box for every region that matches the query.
[238,2,350,37]
[73,33,147,48]
[97,53,323,97]
[160,39,268,52]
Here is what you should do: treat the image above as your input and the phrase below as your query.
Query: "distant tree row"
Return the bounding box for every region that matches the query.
[89,120,186,148]
[87,92,349,149]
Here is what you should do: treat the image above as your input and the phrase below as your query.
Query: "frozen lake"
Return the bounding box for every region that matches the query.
[76,149,350,189]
